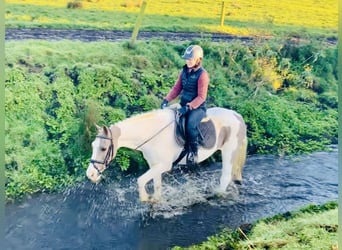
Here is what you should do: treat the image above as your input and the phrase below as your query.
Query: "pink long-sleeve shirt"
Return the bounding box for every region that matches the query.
[165,68,209,110]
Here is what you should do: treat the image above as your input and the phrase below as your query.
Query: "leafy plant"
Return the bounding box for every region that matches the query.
[4,38,337,201]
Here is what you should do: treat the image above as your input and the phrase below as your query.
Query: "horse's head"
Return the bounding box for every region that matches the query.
[86,125,120,183]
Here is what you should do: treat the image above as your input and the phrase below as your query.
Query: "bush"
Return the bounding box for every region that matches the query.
[5,39,337,201]
[67,1,83,9]
[235,95,337,155]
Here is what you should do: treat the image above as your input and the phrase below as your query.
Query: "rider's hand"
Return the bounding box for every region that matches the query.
[160,99,168,109]
[178,105,190,115]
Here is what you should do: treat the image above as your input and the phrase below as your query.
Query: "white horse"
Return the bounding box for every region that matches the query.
[86,107,247,202]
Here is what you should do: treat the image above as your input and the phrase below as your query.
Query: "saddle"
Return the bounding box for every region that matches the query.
[174,110,216,149]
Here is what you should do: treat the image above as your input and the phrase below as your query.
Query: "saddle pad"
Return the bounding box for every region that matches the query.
[175,114,216,149]
[198,118,216,149]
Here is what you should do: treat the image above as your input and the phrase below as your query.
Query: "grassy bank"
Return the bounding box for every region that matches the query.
[4,1,339,248]
[5,38,338,201]
[173,201,338,250]
[6,0,338,39]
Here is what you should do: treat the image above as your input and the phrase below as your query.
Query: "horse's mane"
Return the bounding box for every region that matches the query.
[115,108,174,126]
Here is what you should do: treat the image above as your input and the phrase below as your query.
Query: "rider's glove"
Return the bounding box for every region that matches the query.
[160,99,168,109]
[178,105,190,115]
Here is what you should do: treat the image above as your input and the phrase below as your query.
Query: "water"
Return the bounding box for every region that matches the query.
[4,147,338,250]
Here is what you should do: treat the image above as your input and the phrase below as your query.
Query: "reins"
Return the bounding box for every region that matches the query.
[134,120,174,150]
[90,114,175,174]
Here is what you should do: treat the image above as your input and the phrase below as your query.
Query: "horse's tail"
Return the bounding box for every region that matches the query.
[231,115,247,184]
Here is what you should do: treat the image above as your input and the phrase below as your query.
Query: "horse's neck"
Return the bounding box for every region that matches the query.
[115,109,174,150]
[115,122,142,149]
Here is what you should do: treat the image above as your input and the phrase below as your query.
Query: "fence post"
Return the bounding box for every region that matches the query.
[220,1,226,26]
[130,1,147,48]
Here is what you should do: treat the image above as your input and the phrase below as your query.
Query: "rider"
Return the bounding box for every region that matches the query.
[160,45,210,165]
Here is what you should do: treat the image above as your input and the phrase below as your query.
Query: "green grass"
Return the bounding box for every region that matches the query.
[5,0,338,39]
[4,0,339,247]
[5,38,337,200]
[173,201,338,250]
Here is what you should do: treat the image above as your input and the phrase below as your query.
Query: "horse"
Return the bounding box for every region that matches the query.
[86,107,247,202]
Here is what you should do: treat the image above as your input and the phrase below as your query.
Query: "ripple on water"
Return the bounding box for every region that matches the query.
[4,149,338,250]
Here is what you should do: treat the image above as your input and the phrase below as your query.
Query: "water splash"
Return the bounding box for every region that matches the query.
[5,150,338,250]
[144,166,242,218]
[59,165,239,221]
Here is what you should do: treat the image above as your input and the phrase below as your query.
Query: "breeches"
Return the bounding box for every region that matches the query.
[185,107,206,142]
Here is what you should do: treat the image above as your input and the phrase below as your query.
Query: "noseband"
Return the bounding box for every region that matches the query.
[90,129,114,175]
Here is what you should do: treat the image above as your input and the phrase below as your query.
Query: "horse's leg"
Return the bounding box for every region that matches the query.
[153,174,162,201]
[231,138,247,184]
[137,163,171,202]
[137,169,155,202]
[151,162,172,201]
[218,144,235,193]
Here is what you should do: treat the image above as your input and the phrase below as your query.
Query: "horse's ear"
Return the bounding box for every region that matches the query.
[95,123,102,132]
[103,125,109,135]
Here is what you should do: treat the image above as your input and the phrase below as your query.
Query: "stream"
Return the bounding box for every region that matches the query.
[4,146,338,250]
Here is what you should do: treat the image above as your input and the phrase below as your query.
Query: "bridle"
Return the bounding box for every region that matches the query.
[90,129,114,175]
[89,118,174,175]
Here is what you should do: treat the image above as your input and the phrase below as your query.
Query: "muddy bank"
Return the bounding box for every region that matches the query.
[4,28,253,42]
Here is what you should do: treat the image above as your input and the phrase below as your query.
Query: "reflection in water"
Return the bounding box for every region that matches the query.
[5,147,338,250]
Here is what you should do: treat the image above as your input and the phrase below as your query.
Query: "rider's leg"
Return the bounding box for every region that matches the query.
[186,108,206,165]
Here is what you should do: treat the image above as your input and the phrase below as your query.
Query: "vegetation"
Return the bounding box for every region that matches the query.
[4,0,338,248]
[6,0,338,39]
[5,38,337,201]
[172,201,338,249]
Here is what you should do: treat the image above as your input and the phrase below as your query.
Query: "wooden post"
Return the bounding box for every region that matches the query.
[130,1,147,48]
[220,1,226,26]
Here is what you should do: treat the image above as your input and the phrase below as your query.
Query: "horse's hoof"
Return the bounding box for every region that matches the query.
[148,197,160,204]
[214,191,226,198]
[234,180,242,185]
[139,195,150,203]
[140,195,160,204]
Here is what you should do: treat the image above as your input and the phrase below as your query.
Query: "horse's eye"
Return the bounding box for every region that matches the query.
[101,147,107,151]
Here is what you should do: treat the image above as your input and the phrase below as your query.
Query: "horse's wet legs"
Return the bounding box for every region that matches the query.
[137,164,170,202]
[218,149,233,193]
[137,176,149,202]
[153,175,162,201]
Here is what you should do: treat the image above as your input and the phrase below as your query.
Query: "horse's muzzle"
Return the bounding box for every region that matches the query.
[86,165,102,183]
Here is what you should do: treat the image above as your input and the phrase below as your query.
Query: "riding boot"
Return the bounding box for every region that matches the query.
[180,143,189,159]
[172,142,189,166]
[187,141,198,166]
